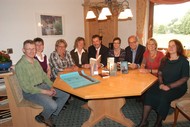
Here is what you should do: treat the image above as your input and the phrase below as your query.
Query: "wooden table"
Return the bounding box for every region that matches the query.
[53,69,158,127]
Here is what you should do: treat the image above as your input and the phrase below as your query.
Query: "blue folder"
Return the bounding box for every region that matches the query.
[60,70,100,89]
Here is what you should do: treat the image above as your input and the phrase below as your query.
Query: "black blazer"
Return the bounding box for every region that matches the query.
[70,49,88,68]
[125,44,145,65]
[88,44,109,66]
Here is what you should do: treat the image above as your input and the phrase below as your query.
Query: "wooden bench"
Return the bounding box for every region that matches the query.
[3,72,46,127]
[164,78,190,123]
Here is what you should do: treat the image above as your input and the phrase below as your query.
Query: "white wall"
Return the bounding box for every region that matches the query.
[0,0,136,64]
[0,0,84,64]
[118,0,136,49]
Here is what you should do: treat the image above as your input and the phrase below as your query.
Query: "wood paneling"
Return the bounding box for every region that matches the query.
[83,0,118,49]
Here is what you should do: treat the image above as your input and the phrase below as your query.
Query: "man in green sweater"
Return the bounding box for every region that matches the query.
[15,40,69,127]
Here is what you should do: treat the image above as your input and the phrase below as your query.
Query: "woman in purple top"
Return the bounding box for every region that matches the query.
[108,37,126,63]
[33,37,51,78]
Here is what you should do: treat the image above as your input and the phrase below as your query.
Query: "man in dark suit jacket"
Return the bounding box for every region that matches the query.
[88,34,109,67]
[125,35,145,69]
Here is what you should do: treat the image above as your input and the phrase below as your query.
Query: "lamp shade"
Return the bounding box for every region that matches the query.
[86,10,96,19]
[101,7,112,16]
[98,12,107,20]
[118,11,128,19]
[124,8,133,17]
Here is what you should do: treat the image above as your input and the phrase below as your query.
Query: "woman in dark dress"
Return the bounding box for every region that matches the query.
[137,39,189,127]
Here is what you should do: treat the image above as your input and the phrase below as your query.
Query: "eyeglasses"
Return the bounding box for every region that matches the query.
[57,45,65,48]
[129,41,137,44]
[113,42,120,44]
[25,48,36,51]
[36,43,44,46]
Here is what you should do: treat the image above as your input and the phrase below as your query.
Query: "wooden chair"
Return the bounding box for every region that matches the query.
[164,78,190,123]
[172,99,190,127]
[4,73,45,127]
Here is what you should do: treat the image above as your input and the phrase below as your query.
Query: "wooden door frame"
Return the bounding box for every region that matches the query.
[148,1,154,39]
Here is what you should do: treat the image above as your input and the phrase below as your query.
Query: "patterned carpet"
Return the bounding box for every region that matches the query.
[53,96,190,127]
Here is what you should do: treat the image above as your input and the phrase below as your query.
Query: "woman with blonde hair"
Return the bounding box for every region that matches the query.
[70,37,89,68]
[49,39,78,80]
[139,38,164,76]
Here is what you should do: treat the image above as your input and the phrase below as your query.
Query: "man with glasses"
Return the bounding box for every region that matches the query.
[15,40,70,127]
[125,35,145,69]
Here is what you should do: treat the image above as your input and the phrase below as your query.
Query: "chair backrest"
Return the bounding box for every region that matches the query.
[187,65,190,94]
[8,73,24,104]
[187,78,190,94]
[8,73,42,108]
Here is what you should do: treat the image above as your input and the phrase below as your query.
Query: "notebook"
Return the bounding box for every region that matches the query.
[60,70,100,89]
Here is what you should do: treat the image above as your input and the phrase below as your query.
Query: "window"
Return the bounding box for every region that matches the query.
[152,2,190,49]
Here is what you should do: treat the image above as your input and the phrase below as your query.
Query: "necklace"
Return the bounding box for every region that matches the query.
[150,51,157,59]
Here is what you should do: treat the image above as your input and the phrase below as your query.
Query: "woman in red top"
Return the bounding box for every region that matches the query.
[139,38,164,76]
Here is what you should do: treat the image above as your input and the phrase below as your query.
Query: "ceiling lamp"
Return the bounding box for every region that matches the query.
[84,0,133,21]
[98,12,108,20]
[101,7,112,16]
[124,8,133,17]
[118,8,133,19]
[118,11,127,19]
[86,10,96,19]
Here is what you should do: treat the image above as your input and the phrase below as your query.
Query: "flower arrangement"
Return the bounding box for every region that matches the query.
[0,51,11,63]
[0,51,12,71]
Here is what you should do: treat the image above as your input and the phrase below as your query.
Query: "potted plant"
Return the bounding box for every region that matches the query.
[0,51,12,71]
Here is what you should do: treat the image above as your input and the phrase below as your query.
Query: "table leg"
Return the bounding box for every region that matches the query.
[81,103,89,110]
[82,97,134,127]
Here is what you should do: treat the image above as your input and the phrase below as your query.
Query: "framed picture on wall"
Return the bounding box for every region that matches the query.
[35,13,64,36]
